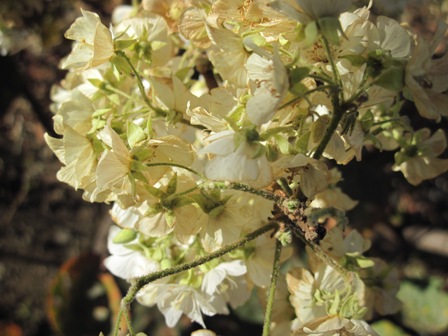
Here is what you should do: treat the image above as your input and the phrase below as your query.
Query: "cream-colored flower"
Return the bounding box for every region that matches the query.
[405,22,448,121]
[393,128,448,185]
[361,259,401,320]
[104,225,159,279]
[201,260,250,313]
[199,129,273,188]
[375,16,411,59]
[62,9,114,70]
[310,187,358,211]
[45,127,97,190]
[137,283,216,328]
[287,261,367,328]
[245,49,289,125]
[96,124,133,194]
[206,21,249,87]
[274,154,332,199]
[293,315,378,336]
[115,13,173,68]
[198,191,252,252]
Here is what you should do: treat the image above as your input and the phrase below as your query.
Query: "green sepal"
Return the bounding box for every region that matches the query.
[127,121,146,148]
[144,184,166,199]
[328,290,341,315]
[130,160,148,172]
[266,142,280,161]
[88,78,104,88]
[289,67,311,95]
[160,259,173,270]
[340,294,366,319]
[114,38,137,51]
[295,131,311,153]
[107,93,121,105]
[375,65,404,91]
[173,195,195,208]
[341,54,367,67]
[110,53,133,75]
[112,228,137,244]
[166,173,178,195]
[394,150,407,165]
[92,108,111,118]
[311,115,330,144]
[165,210,176,227]
[304,21,319,46]
[361,110,374,131]
[318,17,343,45]
[90,118,107,134]
[355,256,376,268]
[290,82,309,96]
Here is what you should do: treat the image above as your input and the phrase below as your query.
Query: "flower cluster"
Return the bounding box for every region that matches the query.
[47,0,448,334]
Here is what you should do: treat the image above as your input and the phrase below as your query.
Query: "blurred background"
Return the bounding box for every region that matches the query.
[0,0,447,335]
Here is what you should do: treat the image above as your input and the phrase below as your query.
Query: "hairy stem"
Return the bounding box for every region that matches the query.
[204,181,283,203]
[262,239,283,336]
[121,221,279,305]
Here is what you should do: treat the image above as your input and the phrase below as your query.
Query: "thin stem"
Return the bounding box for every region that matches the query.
[122,221,279,305]
[123,304,135,336]
[312,104,345,159]
[113,308,124,336]
[262,239,283,336]
[104,84,133,100]
[320,35,341,88]
[115,50,157,113]
[144,162,206,179]
[203,181,283,203]
[166,185,200,201]
[277,85,332,110]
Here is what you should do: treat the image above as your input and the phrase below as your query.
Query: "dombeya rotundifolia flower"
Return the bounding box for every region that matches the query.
[61,9,114,70]
[393,128,448,185]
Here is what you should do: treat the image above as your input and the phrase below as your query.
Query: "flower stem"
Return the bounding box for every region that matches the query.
[123,304,135,336]
[312,104,345,159]
[144,162,206,179]
[115,50,157,113]
[262,238,283,336]
[113,307,124,336]
[204,181,283,203]
[121,221,279,305]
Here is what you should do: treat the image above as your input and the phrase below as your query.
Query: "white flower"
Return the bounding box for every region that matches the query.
[115,14,173,68]
[198,192,253,252]
[96,124,133,194]
[202,260,250,313]
[245,49,289,125]
[405,22,448,121]
[137,283,217,328]
[293,315,378,336]
[62,9,114,70]
[287,262,367,326]
[310,187,358,211]
[246,235,291,287]
[375,16,411,59]
[393,128,448,185]
[199,129,273,188]
[103,226,159,279]
[206,20,249,87]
